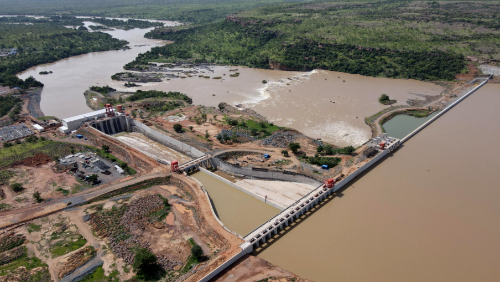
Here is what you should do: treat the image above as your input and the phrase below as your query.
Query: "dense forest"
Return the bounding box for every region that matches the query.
[0,15,164,29]
[126,0,500,80]
[0,0,289,24]
[133,21,465,80]
[0,23,128,88]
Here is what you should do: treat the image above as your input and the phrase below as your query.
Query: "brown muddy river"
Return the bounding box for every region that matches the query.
[257,83,500,282]
[18,24,443,146]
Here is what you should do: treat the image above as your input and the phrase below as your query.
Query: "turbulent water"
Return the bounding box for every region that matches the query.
[18,22,443,146]
[257,83,500,282]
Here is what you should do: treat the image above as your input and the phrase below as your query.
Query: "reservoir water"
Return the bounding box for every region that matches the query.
[382,112,438,139]
[17,22,444,146]
[256,83,500,282]
[191,172,279,236]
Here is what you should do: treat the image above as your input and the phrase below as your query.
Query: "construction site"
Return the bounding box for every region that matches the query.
[0,76,490,282]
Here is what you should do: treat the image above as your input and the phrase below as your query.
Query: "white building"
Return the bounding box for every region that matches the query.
[32,124,44,132]
[59,109,107,134]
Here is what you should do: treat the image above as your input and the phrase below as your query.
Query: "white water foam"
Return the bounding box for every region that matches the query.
[304,120,371,147]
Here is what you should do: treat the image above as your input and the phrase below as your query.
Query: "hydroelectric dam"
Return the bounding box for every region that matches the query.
[190,76,491,282]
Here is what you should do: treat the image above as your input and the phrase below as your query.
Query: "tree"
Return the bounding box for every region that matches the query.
[133,248,162,281]
[262,80,267,84]
[250,128,258,136]
[316,145,324,153]
[3,141,13,148]
[11,183,23,192]
[205,130,209,139]
[87,174,98,183]
[189,126,193,131]
[119,162,128,169]
[379,94,390,103]
[102,144,110,153]
[216,134,223,142]
[324,145,333,155]
[259,121,267,128]
[191,244,203,261]
[289,142,301,154]
[173,123,182,132]
[230,133,238,142]
[33,191,43,203]
[281,150,289,157]
[222,133,229,142]
[131,110,136,118]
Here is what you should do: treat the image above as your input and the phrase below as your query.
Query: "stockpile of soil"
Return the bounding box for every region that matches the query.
[14,153,52,167]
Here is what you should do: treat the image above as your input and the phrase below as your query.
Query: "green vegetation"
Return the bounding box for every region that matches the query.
[302,156,342,168]
[406,110,433,118]
[126,90,192,104]
[10,183,23,192]
[173,123,183,132]
[0,256,47,276]
[288,143,301,154]
[281,150,289,157]
[379,94,396,105]
[0,170,14,185]
[0,95,22,118]
[0,21,127,89]
[32,191,43,203]
[0,138,136,175]
[27,223,41,233]
[129,0,500,80]
[191,244,203,261]
[317,145,355,155]
[0,203,12,211]
[50,236,87,257]
[95,149,136,175]
[0,0,287,24]
[90,86,116,95]
[133,248,163,281]
[78,265,119,282]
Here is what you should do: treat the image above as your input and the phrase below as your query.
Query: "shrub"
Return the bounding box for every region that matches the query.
[11,183,23,192]
[33,191,43,203]
[102,145,110,152]
[289,143,301,154]
[191,245,203,261]
[281,150,289,157]
[173,123,182,132]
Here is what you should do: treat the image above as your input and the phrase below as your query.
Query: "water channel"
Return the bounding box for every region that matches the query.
[382,112,439,139]
[191,172,279,236]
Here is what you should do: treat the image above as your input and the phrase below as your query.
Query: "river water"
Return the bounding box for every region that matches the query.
[256,83,500,282]
[383,112,439,139]
[17,22,444,146]
[191,172,279,236]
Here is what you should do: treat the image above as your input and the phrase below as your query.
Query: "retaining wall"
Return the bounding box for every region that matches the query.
[217,161,321,187]
[198,167,284,210]
[130,120,205,158]
[187,175,243,239]
[198,247,252,282]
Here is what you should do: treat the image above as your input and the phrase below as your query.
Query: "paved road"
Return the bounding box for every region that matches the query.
[0,172,170,230]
